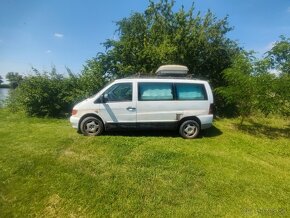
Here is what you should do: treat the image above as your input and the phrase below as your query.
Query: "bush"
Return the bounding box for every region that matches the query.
[7,68,86,117]
[275,74,290,116]
[6,65,106,117]
[216,53,290,123]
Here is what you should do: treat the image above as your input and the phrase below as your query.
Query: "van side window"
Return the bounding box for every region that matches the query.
[105,83,132,102]
[139,83,173,101]
[175,83,207,100]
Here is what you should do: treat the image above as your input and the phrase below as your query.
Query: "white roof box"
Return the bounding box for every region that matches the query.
[156,65,189,77]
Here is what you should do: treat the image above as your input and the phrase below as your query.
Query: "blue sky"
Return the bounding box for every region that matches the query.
[1,0,290,82]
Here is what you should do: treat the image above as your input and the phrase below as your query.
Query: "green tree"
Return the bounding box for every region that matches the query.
[6,72,24,88]
[79,58,107,97]
[216,53,256,124]
[87,0,240,88]
[252,58,278,117]
[274,74,290,116]
[257,36,290,116]
[267,35,290,75]
[0,75,3,85]
[217,51,290,121]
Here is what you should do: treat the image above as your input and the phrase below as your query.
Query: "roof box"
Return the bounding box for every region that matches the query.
[156,65,189,77]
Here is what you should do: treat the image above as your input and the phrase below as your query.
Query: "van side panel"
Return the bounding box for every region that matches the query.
[137,81,213,123]
[137,100,180,122]
[137,100,211,122]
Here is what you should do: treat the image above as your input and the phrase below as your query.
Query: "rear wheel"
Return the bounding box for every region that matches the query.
[179,120,200,139]
[80,117,104,136]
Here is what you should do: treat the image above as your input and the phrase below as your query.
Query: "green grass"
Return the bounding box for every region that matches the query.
[0,109,289,217]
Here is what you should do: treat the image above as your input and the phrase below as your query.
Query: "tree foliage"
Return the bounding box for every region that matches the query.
[274,74,290,116]
[7,68,79,117]
[79,59,107,97]
[91,0,240,87]
[217,38,290,123]
[6,66,107,117]
[216,53,256,124]
[0,75,3,85]
[254,38,290,117]
[267,35,290,75]
[6,72,24,88]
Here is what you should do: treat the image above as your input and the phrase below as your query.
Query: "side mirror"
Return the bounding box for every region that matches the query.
[102,93,109,103]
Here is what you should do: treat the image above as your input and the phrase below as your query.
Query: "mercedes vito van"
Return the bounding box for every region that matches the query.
[70,65,214,138]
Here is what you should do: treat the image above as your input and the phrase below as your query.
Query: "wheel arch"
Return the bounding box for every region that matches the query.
[178,116,201,128]
[78,113,105,131]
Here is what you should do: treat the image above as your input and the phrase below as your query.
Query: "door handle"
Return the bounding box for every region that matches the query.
[127,107,136,111]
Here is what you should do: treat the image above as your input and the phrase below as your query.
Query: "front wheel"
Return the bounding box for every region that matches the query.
[80,117,104,136]
[179,120,200,139]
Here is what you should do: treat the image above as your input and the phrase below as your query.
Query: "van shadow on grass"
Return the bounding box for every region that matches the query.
[200,125,223,138]
[236,121,290,139]
[103,125,222,138]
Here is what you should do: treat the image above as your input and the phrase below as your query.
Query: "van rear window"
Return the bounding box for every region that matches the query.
[175,83,207,100]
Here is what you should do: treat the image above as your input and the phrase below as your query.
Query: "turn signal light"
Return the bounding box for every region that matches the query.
[71,109,78,115]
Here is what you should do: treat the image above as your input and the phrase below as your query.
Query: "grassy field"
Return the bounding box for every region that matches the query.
[0,109,289,217]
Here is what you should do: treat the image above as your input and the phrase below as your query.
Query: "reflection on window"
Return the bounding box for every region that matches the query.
[105,83,132,102]
[176,83,207,100]
[139,83,173,100]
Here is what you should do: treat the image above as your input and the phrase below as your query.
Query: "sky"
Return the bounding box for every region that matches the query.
[0,0,290,82]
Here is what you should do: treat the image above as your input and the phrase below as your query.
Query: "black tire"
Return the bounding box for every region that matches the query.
[179,120,200,139]
[80,117,104,136]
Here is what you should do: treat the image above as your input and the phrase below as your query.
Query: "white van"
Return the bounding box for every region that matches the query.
[70,65,214,138]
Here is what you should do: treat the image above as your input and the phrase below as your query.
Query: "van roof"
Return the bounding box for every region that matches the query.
[114,77,208,84]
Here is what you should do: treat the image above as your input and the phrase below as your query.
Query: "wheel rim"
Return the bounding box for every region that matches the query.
[183,123,197,137]
[84,120,100,134]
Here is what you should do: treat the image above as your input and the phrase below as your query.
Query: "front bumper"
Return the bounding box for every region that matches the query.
[70,116,80,129]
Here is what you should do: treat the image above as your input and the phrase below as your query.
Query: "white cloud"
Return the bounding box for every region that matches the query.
[54,33,64,38]
[46,50,52,53]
